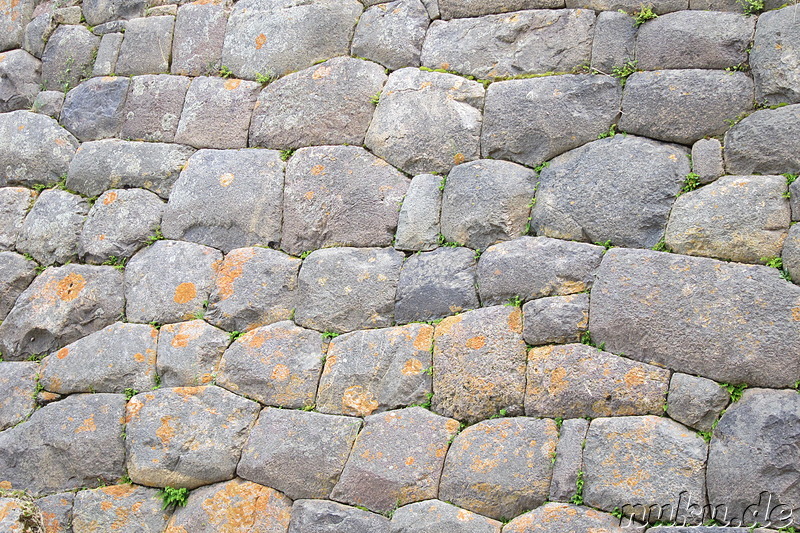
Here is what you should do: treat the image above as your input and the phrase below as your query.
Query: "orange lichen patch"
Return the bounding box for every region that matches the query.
[223,79,241,90]
[456,509,474,522]
[75,414,96,433]
[215,248,255,300]
[255,33,267,49]
[125,400,144,423]
[342,386,379,417]
[56,347,69,359]
[401,358,423,375]
[310,164,325,175]
[559,280,586,294]
[304,190,314,200]
[102,484,137,499]
[103,191,118,205]
[175,386,202,400]
[134,352,145,363]
[792,307,800,321]
[56,273,86,301]
[270,364,290,381]
[404,456,415,466]
[445,419,461,434]
[412,325,433,351]
[173,282,197,304]
[624,367,646,387]
[170,321,204,347]
[465,336,486,350]
[453,153,465,165]
[312,65,331,80]
[0,481,12,489]
[219,172,235,187]
[507,308,523,333]
[434,314,463,337]
[42,510,61,531]
[156,416,177,446]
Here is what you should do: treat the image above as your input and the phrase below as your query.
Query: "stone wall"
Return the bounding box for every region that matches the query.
[1,0,799,531]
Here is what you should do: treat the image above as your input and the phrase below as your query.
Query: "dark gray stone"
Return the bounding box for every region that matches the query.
[566,0,686,11]
[92,32,123,77]
[35,492,74,533]
[666,373,729,432]
[40,25,99,92]
[53,6,81,25]
[752,5,800,105]
[395,174,441,252]
[691,138,723,185]
[522,293,589,346]
[783,223,800,282]
[390,500,502,533]
[0,251,36,320]
[351,0,429,70]
[31,90,64,118]
[724,104,800,175]
[119,74,190,142]
[171,3,227,77]
[438,0,563,18]
[0,361,37,431]
[288,499,390,533]
[22,13,55,58]
[92,20,128,35]
[16,188,88,266]
[72,485,169,533]
[549,418,589,502]
[82,0,146,26]
[0,187,34,250]
[156,319,229,387]
[115,16,175,76]
[590,11,636,74]
[59,76,129,141]
[504,503,636,533]
[1,0,35,52]
[0,48,40,112]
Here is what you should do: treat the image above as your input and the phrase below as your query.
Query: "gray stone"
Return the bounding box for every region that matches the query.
[420,0,439,17]
[91,32,123,76]
[636,11,754,71]
[23,13,55,58]
[161,148,284,251]
[395,174,441,252]
[477,237,604,306]
[16,189,88,266]
[148,4,177,16]
[531,135,690,248]
[395,247,479,323]
[216,321,323,408]
[583,416,707,522]
[66,139,194,199]
[115,16,174,76]
[78,188,165,264]
[82,0,146,26]
[752,5,800,105]
[666,373,729,432]
[331,407,461,514]
[40,322,158,394]
[317,323,433,416]
[221,0,362,79]
[0,264,124,361]
[40,25,99,92]
[549,418,589,502]
[295,247,404,333]
[171,3,227,77]
[92,21,128,35]
[390,500,502,533]
[52,6,81,24]
[0,49,40,112]
[1,0,35,52]
[289,499,390,533]
[618,70,754,145]
[481,75,621,167]
[351,0,429,70]
[439,0,563,18]
[119,74,190,142]
[31,90,64,118]
[0,251,36,320]
[791,180,800,222]
[432,305,526,422]
[206,247,300,332]
[124,239,221,324]
[525,344,670,418]
[249,57,387,149]
[237,408,362,499]
[0,393,126,495]
[589,248,800,388]
[0,497,43,531]
[156,319,228,387]
[0,110,78,188]
[522,293,589,346]
[0,362,37,431]
[706,389,800,528]
[566,0,686,11]
[665,175,790,264]
[59,76,129,141]
[280,146,407,256]
[174,76,261,149]
[688,0,743,9]
[648,528,770,533]
[365,68,484,175]
[125,386,260,488]
[36,492,74,533]
[691,138,724,185]
[440,418,558,520]
[724,104,800,176]
[783,223,800,282]
[440,159,536,250]
[72,485,169,533]
[421,9,595,79]
[504,503,635,533]
[0,187,33,250]
[590,11,637,74]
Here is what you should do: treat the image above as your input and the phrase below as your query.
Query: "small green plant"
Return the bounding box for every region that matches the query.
[597,124,619,139]
[26,353,46,362]
[254,71,275,85]
[299,250,312,260]
[580,331,606,351]
[721,383,747,402]
[611,507,624,519]
[762,256,793,281]
[569,471,585,505]
[554,417,564,430]
[725,63,749,73]
[219,65,234,78]
[651,239,672,253]
[595,240,614,251]
[422,365,434,376]
[611,60,639,87]
[782,173,798,198]
[412,392,434,410]
[120,473,133,484]
[124,388,139,401]
[681,172,701,194]
[438,176,446,192]
[473,248,482,261]
[301,404,315,411]
[370,91,381,105]
[533,161,550,174]
[229,331,244,342]
[738,0,764,14]
[437,234,461,247]
[279,148,295,162]
[153,372,162,390]
[322,331,340,340]
[794,380,800,393]
[101,255,127,270]
[505,295,524,307]
[145,227,165,245]
[157,486,190,510]
[632,4,658,25]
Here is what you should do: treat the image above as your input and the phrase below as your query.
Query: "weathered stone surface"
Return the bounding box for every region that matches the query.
[482,75,621,167]
[566,0,686,11]
[40,25,98,91]
[125,386,260,488]
[365,68,484,175]
[0,362,37,431]
[666,373,729,432]
[526,344,670,418]
[92,21,129,35]
[36,492,74,533]
[317,323,433,416]
[206,247,300,332]
[78,188,165,263]
[288,499,390,533]
[395,174,441,252]
[619,70,754,145]
[115,16,175,76]
[331,407,460,514]
[477,237,604,306]
[0,251,36,320]
[295,247,404,333]
[549,418,589,502]
[504,503,634,533]
[422,9,594,78]
[174,76,261,149]
[590,248,800,388]
[164,478,293,533]
[395,248,478,323]
[237,408,361,499]
[0,49,40,112]
[432,306,526,422]
[119,74,190,142]
[171,3,227,77]
[0,393,126,495]
[59,76,129,141]
[161,148,284,251]
[724,104,800,175]
[438,0,563,18]
[440,418,558,520]
[636,11,754,71]
[0,264,124,361]
[72,485,169,533]
[752,5,800,105]
[648,528,770,533]
[222,0,362,79]
[40,322,158,394]
[591,11,636,73]
[156,319,228,387]
[0,110,78,188]
[31,90,64,118]
[124,239,221,324]
[351,0,429,70]
[1,0,34,52]
[391,500,502,533]
[691,138,723,185]
[22,13,55,58]
[665,175,790,264]
[82,0,146,26]
[16,189,87,266]
[583,416,707,522]
[66,139,194,199]
[250,57,386,149]
[216,321,323,408]
[53,7,82,25]
[783,223,800,281]
[522,293,589,346]
[0,188,33,250]
[531,136,690,248]
[92,32,123,76]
